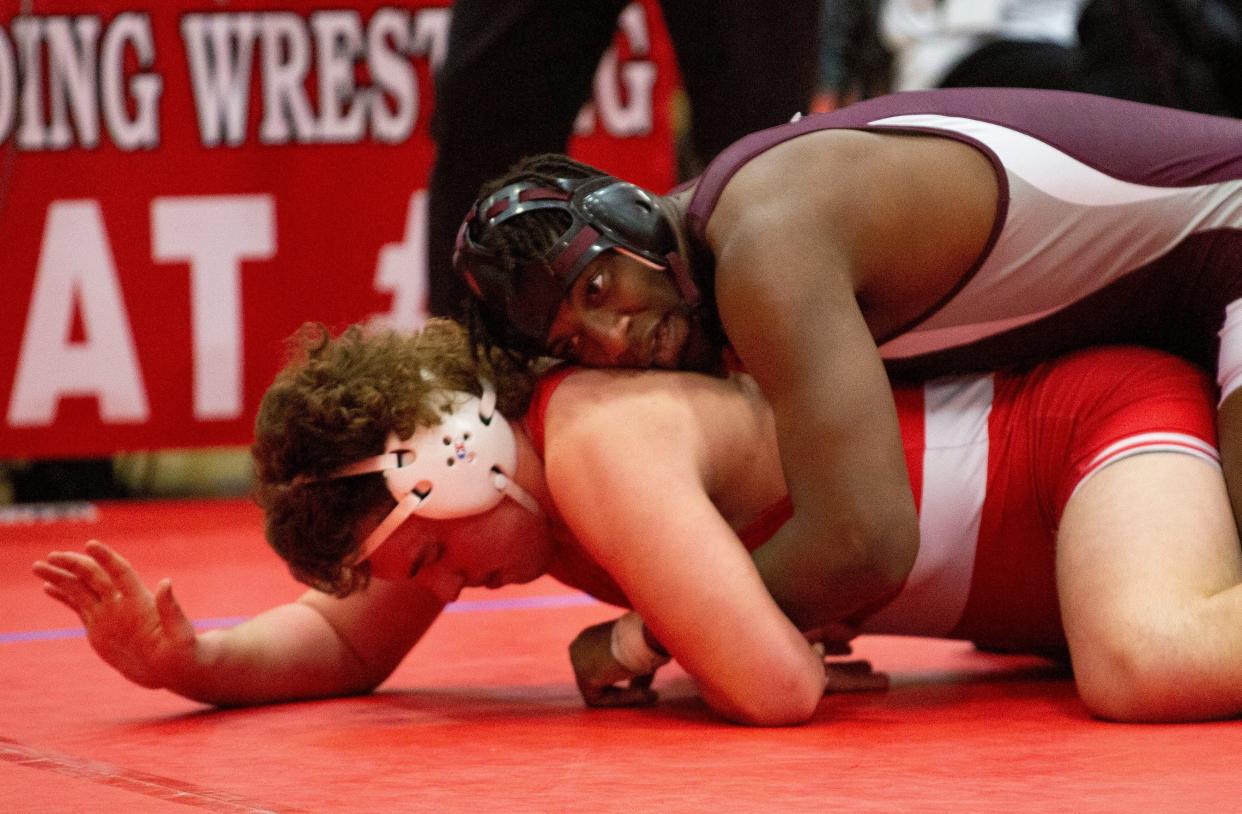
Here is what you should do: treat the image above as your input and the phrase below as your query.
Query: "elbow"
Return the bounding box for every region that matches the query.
[717,686,823,728]
[813,523,915,619]
[731,687,822,727]
[759,506,918,630]
[875,504,920,581]
[704,660,825,727]
[849,509,919,600]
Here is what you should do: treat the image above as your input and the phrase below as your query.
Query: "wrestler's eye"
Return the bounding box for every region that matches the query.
[584,271,607,305]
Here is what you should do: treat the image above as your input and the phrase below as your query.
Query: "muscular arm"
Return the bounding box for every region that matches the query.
[710,191,919,630]
[544,371,827,725]
[34,541,444,706]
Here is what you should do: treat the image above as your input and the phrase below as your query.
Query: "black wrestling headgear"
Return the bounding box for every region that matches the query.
[453,173,698,353]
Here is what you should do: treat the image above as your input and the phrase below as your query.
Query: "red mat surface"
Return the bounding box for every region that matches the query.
[3,499,1240,812]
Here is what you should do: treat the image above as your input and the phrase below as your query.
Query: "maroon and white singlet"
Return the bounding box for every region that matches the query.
[687,88,1242,402]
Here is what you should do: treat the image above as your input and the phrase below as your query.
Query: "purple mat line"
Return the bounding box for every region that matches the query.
[0,592,600,645]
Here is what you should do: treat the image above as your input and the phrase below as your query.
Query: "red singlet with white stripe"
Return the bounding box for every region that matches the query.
[528,346,1218,654]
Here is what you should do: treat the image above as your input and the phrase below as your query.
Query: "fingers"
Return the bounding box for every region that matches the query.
[582,679,659,708]
[33,558,101,611]
[628,672,655,692]
[154,579,194,640]
[823,660,890,693]
[33,541,155,620]
[39,550,116,603]
[85,540,146,597]
[804,623,857,656]
[40,580,80,613]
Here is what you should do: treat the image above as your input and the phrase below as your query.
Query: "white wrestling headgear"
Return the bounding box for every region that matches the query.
[319,381,542,562]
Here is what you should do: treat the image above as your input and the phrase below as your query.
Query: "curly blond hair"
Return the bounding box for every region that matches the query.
[251,318,537,596]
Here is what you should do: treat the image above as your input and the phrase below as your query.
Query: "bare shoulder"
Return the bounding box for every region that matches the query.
[542,369,769,476]
[705,130,887,303]
[707,127,997,322]
[546,368,752,434]
[709,130,886,240]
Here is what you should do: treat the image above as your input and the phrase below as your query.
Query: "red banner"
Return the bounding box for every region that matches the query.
[0,0,679,459]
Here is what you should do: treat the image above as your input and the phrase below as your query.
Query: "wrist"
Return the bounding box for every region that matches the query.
[162,631,219,699]
[610,612,671,675]
[641,623,669,657]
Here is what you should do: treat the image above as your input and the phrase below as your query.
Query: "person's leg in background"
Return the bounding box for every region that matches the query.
[659,0,821,177]
[424,0,629,318]
[938,39,1078,90]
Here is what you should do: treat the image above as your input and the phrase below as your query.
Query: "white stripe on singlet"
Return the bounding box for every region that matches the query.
[1069,431,1221,499]
[867,114,1242,360]
[861,373,993,637]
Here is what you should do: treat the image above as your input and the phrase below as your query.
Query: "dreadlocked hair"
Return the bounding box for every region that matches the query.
[461,153,607,366]
[251,318,537,597]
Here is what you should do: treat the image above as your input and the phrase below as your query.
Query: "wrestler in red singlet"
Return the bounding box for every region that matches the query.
[528,346,1219,655]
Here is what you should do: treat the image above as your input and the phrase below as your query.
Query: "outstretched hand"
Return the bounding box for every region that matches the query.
[569,619,660,708]
[32,540,199,689]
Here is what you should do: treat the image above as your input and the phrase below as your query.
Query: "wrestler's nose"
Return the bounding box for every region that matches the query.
[580,310,633,365]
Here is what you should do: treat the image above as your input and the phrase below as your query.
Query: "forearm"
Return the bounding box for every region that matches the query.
[751,510,916,631]
[166,601,378,706]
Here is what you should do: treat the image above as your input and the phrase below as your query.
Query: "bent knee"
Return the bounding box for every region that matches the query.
[1072,640,1198,722]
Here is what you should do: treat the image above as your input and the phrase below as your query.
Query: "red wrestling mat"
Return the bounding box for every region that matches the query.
[3,499,1240,812]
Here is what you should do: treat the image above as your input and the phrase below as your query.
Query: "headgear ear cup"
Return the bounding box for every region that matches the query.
[312,382,543,560]
[576,179,675,265]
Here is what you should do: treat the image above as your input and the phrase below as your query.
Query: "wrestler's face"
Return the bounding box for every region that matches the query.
[545,249,717,371]
[364,500,553,603]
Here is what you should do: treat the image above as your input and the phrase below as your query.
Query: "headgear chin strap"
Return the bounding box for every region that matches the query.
[453,172,699,351]
[321,382,543,562]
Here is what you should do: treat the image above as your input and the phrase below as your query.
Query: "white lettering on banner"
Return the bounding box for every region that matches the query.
[2,7,651,150]
[13,17,45,148]
[411,8,450,69]
[151,196,275,421]
[45,16,101,150]
[258,13,316,144]
[367,8,417,144]
[183,9,446,148]
[3,14,160,150]
[575,3,655,138]
[9,201,150,427]
[101,14,161,150]
[0,24,13,143]
[182,14,260,148]
[372,190,428,331]
[313,11,367,143]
